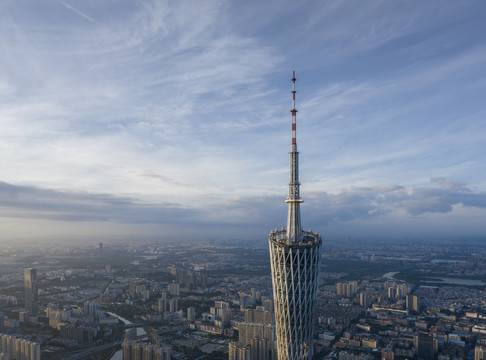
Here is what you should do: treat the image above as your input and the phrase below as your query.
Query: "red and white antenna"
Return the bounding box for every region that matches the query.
[286,70,303,243]
[291,71,297,146]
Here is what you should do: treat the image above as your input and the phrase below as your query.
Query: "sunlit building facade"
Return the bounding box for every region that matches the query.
[0,334,40,360]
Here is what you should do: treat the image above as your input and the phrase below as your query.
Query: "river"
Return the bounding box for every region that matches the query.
[107,312,147,360]
[383,271,398,280]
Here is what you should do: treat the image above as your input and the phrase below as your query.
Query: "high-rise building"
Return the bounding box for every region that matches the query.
[229,342,251,360]
[268,72,322,360]
[240,294,251,311]
[19,311,29,323]
[230,308,277,360]
[475,344,485,360]
[122,339,171,360]
[415,332,437,360]
[46,306,71,328]
[214,301,229,310]
[158,298,166,314]
[187,307,196,321]
[0,312,5,333]
[262,298,273,313]
[24,268,38,316]
[337,281,358,298]
[84,301,99,317]
[0,334,40,360]
[168,298,178,313]
[199,270,208,288]
[385,281,409,299]
[360,292,370,308]
[168,282,180,296]
[406,294,419,313]
[245,307,273,325]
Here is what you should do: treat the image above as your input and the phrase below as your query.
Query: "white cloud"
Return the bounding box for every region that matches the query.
[60,0,96,23]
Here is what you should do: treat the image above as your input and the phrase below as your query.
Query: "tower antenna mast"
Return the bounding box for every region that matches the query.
[285,70,303,243]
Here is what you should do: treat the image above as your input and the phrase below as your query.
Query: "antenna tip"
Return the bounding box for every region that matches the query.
[292,71,296,81]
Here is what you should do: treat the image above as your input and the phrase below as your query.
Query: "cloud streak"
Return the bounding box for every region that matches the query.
[60,0,96,23]
[0,181,196,223]
[1,178,485,228]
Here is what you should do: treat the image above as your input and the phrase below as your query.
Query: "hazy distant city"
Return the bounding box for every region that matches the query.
[0,237,485,359]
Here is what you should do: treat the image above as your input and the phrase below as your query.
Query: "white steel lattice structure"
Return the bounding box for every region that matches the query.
[269,72,322,360]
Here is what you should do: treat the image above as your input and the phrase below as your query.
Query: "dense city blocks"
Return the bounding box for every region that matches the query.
[1,238,485,359]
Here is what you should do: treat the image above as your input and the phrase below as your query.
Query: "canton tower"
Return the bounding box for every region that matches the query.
[269,71,322,360]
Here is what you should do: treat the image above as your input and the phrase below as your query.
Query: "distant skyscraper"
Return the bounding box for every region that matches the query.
[359,292,370,308]
[168,282,180,296]
[0,312,5,333]
[406,294,419,313]
[415,332,437,360]
[24,268,38,316]
[84,301,99,318]
[187,307,196,321]
[337,281,358,298]
[475,344,485,360]
[268,72,322,360]
[0,334,40,360]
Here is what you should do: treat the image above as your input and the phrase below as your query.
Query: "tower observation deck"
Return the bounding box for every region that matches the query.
[269,72,322,360]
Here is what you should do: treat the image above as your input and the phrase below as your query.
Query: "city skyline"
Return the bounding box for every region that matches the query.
[1,0,486,242]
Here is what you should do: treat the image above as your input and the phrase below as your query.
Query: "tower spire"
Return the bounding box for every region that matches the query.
[285,70,303,243]
[291,70,297,146]
[269,71,322,360]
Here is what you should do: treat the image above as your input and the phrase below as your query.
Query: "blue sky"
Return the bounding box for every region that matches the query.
[1,0,485,243]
